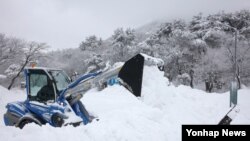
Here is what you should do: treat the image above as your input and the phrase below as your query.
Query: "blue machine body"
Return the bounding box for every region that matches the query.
[4,67,103,128]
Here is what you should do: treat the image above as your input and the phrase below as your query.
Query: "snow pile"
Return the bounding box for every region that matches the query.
[141,66,229,124]
[0,65,250,141]
[140,53,164,67]
[0,87,26,126]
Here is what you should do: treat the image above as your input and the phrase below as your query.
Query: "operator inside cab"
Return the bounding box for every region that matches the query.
[29,69,56,103]
[36,79,55,102]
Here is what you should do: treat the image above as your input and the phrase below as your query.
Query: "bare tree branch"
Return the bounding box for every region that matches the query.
[7,41,48,90]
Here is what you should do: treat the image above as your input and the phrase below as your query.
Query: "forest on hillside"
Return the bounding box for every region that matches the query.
[1,10,250,92]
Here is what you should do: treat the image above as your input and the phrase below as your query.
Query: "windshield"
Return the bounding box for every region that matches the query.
[29,69,55,103]
[49,70,71,92]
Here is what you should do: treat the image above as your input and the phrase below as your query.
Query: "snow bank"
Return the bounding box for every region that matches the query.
[0,66,250,141]
[0,86,26,126]
[142,66,229,124]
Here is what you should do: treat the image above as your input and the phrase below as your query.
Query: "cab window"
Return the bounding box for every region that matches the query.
[29,70,55,103]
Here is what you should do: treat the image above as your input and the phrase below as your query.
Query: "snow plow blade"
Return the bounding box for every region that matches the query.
[118,54,145,97]
[65,53,163,98]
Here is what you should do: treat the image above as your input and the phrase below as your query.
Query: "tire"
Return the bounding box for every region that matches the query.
[18,120,32,129]
[51,113,64,127]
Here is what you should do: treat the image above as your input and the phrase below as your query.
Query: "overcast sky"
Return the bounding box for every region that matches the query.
[0,0,249,50]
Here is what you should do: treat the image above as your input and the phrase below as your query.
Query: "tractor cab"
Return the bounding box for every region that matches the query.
[25,67,71,103]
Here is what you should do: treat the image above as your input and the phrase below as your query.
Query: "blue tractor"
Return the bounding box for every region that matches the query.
[3,54,148,128]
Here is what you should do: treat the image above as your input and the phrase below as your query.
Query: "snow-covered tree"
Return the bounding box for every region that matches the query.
[4,64,21,78]
[85,54,106,73]
[79,35,102,51]
[7,41,48,90]
[203,30,225,48]
[0,34,23,66]
[0,33,9,65]
[175,73,191,86]
[111,28,136,62]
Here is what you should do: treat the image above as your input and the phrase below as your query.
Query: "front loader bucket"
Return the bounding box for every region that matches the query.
[118,54,144,97]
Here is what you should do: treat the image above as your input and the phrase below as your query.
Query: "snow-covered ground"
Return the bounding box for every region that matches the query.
[0,66,250,141]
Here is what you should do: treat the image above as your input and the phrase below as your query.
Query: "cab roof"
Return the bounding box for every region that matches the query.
[24,67,63,71]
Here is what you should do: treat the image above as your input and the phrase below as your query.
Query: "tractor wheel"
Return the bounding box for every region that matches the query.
[18,120,32,129]
[51,113,64,127]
